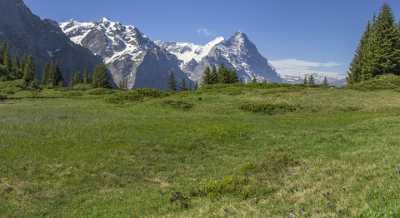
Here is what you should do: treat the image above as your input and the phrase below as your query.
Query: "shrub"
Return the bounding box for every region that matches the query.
[73,84,93,91]
[349,74,400,91]
[104,89,168,104]
[240,102,301,115]
[87,88,114,95]
[0,94,7,101]
[162,100,194,110]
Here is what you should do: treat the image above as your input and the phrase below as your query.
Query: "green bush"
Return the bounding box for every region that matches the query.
[87,88,114,95]
[349,74,400,91]
[73,84,93,91]
[105,89,168,104]
[162,100,194,110]
[240,102,301,115]
[0,94,7,101]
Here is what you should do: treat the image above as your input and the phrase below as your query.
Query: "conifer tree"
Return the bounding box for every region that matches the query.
[11,57,20,79]
[367,4,400,77]
[202,66,212,85]
[181,78,187,91]
[308,75,315,86]
[229,69,239,83]
[303,75,308,85]
[22,56,35,86]
[53,65,64,87]
[82,68,90,84]
[92,64,109,88]
[210,65,219,84]
[72,71,81,86]
[348,22,373,84]
[42,63,51,85]
[252,74,257,84]
[168,72,177,91]
[323,77,329,87]
[2,43,10,70]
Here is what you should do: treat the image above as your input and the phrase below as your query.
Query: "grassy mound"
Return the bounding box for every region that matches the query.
[349,74,400,91]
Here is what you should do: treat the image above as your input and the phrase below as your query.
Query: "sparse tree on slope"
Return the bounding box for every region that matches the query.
[92,64,109,88]
[22,56,35,86]
[168,72,177,91]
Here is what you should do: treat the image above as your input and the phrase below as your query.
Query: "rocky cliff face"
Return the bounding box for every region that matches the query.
[0,0,102,81]
[60,18,190,90]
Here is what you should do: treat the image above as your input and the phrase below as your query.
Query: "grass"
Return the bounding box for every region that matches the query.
[1,82,400,217]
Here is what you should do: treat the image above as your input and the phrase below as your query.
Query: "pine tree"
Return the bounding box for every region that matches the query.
[365,4,400,77]
[2,43,10,71]
[54,65,64,87]
[72,71,81,86]
[252,74,257,84]
[42,63,51,85]
[308,75,315,86]
[303,75,308,85]
[229,69,239,83]
[218,65,230,83]
[202,66,212,85]
[82,68,90,84]
[181,78,187,91]
[168,72,177,91]
[92,64,109,88]
[323,77,329,87]
[22,56,35,86]
[348,22,373,84]
[11,57,20,79]
[210,65,219,84]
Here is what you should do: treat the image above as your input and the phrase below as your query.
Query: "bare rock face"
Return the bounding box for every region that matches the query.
[61,18,190,90]
[0,0,102,81]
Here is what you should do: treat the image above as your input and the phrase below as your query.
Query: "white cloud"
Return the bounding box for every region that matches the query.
[196,28,215,37]
[270,58,345,79]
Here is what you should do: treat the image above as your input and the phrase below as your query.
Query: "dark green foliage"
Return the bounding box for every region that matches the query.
[240,102,301,115]
[22,56,35,86]
[162,100,194,110]
[308,75,315,86]
[202,65,239,85]
[303,75,308,85]
[348,74,400,91]
[181,78,187,91]
[82,68,90,84]
[92,64,109,88]
[87,88,114,95]
[72,71,82,86]
[168,72,177,91]
[105,88,167,104]
[348,4,400,84]
[323,77,329,87]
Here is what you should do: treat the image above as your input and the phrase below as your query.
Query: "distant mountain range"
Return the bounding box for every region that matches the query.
[61,18,282,88]
[0,0,101,81]
[0,0,344,88]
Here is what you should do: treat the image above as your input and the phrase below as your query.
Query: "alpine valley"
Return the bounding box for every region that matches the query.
[60,18,282,89]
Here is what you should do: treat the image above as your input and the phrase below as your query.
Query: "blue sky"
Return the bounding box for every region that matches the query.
[24,0,400,78]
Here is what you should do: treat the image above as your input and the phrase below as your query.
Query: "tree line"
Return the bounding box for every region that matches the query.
[348,4,400,84]
[0,43,111,89]
[202,65,239,85]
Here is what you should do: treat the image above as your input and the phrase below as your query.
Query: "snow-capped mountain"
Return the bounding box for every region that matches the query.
[157,33,282,83]
[60,18,190,90]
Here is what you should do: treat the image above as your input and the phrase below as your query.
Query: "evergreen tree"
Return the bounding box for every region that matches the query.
[42,63,52,85]
[181,78,187,91]
[367,4,400,77]
[303,75,308,85]
[202,66,212,85]
[210,65,219,84]
[168,72,177,91]
[22,56,35,86]
[323,77,329,87]
[308,75,315,86]
[229,69,239,83]
[1,43,10,71]
[82,68,90,84]
[11,57,21,79]
[53,65,64,87]
[252,74,257,84]
[217,65,230,83]
[92,64,109,88]
[72,71,81,86]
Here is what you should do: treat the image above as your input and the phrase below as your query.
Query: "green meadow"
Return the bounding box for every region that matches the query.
[1,81,400,217]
